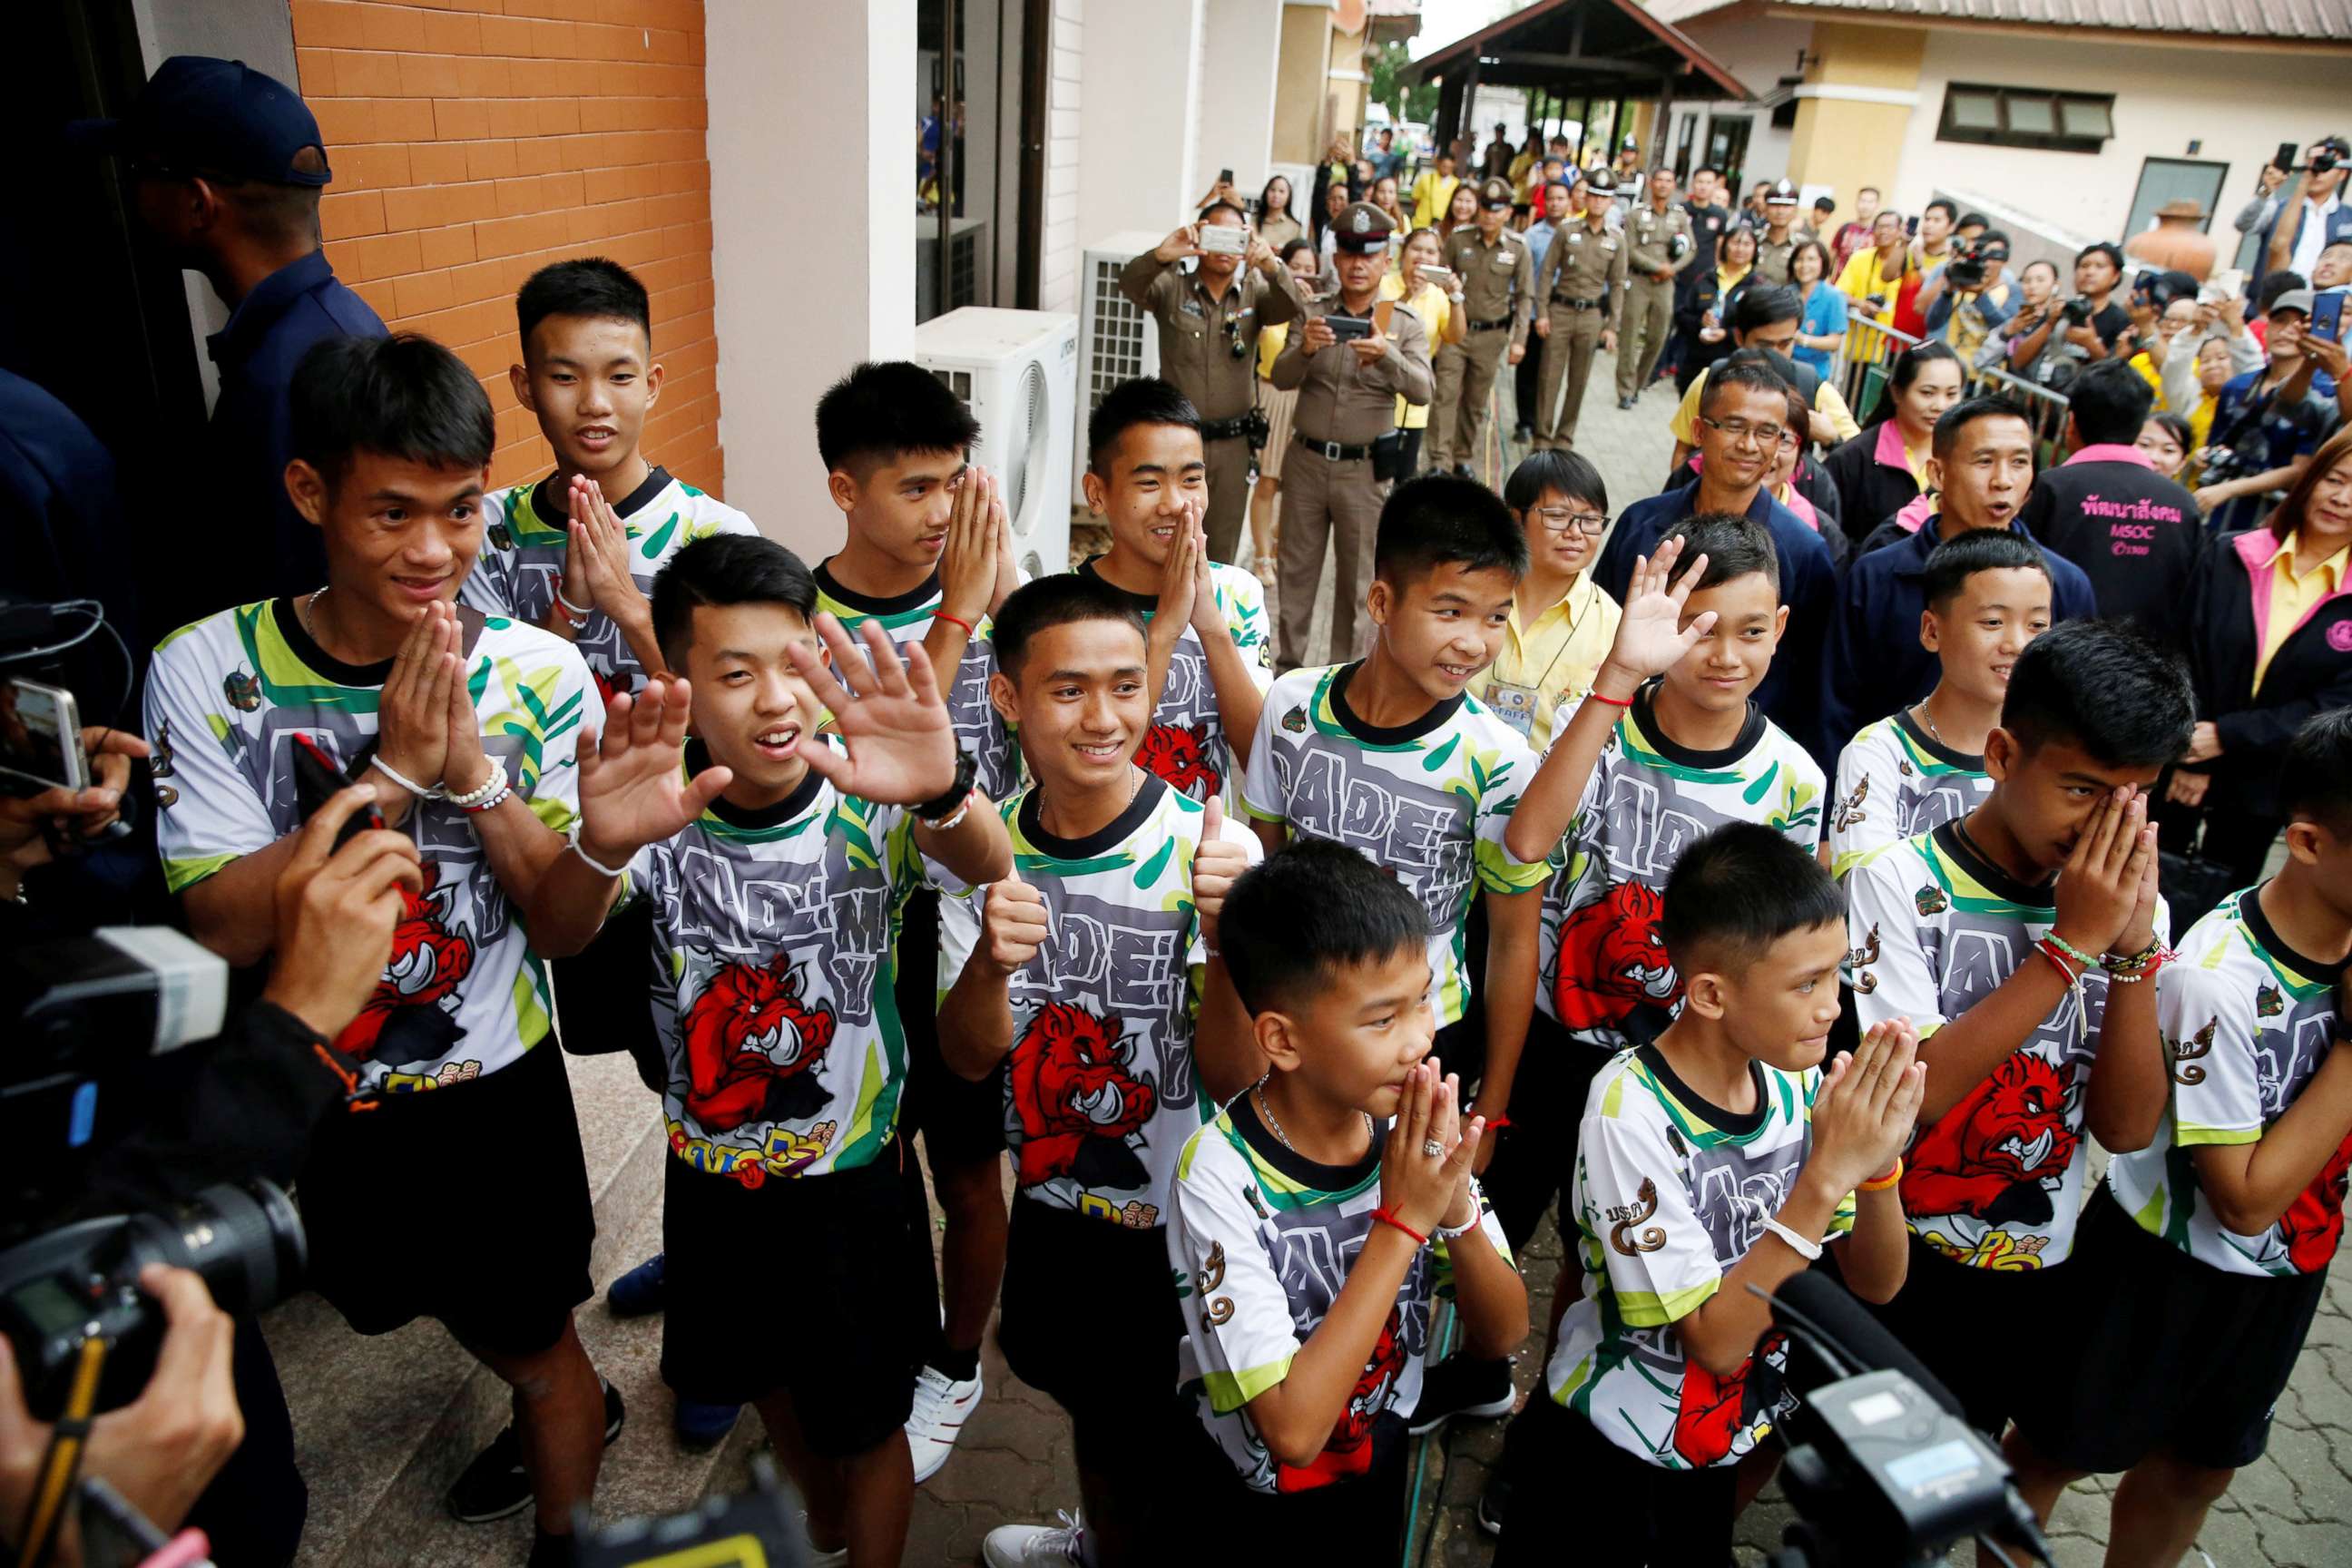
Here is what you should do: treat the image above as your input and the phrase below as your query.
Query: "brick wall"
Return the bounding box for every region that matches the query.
[288,0,722,495]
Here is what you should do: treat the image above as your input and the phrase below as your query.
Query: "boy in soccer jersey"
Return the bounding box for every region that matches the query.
[1844,619,2192,1447]
[1074,376,1274,806]
[1241,471,1550,1124]
[939,573,1261,1568]
[144,333,715,1566]
[1492,826,1924,1565]
[1828,530,2053,877]
[566,532,1014,1568]
[1168,840,1525,1558]
[2002,710,2352,1567]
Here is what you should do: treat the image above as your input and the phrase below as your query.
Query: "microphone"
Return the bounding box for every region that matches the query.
[1769,1267,1967,1421]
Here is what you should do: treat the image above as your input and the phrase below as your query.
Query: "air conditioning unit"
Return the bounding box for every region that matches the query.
[1074,231,1168,495]
[914,307,1079,578]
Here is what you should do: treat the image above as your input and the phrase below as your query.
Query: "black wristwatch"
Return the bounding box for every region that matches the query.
[914,747,978,827]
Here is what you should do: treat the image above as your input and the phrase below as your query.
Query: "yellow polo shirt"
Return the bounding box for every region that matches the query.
[1411,171,1460,231]
[1467,573,1622,751]
[2254,530,2348,692]
[1378,274,1450,429]
[1836,247,1904,309]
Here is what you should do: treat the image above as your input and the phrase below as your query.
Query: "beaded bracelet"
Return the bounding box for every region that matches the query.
[554,586,593,622]
[2034,937,2082,986]
[459,778,513,815]
[1370,1207,1427,1247]
[2043,931,2100,972]
[2102,936,2173,976]
[445,762,509,812]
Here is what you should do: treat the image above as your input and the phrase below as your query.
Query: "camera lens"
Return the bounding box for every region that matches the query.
[117,1181,306,1316]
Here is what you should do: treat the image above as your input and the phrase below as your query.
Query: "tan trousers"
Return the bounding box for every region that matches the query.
[1275,444,1386,671]
[1534,305,1604,449]
[1201,433,1253,564]
[1428,327,1509,471]
[1617,277,1677,399]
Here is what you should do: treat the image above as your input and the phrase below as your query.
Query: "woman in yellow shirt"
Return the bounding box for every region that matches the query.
[1378,227,1465,477]
[1835,209,1912,321]
[1469,450,1623,751]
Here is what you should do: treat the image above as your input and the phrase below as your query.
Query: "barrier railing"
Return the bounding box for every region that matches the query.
[1830,312,2072,462]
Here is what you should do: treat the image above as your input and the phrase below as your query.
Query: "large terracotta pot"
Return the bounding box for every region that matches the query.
[2126,201,2218,281]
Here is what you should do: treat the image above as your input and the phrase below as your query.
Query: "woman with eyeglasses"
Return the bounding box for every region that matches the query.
[1468,450,1623,753]
[1377,226,1468,478]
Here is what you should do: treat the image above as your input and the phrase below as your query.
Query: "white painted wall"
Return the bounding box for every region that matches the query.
[1669,8,1811,191]
[708,0,915,555]
[1891,32,2346,247]
[1078,0,1207,248]
[1192,0,1283,203]
[1039,0,1087,312]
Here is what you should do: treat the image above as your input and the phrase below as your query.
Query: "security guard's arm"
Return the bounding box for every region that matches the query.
[1254,253,1310,328]
[1363,309,1436,405]
[1269,314,1315,390]
[1531,238,1564,339]
[1602,234,1630,346]
[1117,250,1181,318]
[1508,241,1535,353]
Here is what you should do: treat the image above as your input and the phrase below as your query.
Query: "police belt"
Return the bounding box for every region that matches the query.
[1199,414,1256,441]
[1467,316,1514,332]
[1295,432,1374,462]
[1550,296,1603,310]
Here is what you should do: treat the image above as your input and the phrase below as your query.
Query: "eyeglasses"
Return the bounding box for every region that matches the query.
[1531,506,1607,534]
[1698,415,1786,449]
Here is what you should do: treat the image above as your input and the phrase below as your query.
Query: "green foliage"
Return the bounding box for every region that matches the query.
[1367,40,1438,125]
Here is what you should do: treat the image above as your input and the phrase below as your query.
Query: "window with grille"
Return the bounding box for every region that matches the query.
[1936,84,2114,154]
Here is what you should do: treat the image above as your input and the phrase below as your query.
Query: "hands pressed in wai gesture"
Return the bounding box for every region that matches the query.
[1379,1059,1488,1238]
[1807,1018,1926,1197]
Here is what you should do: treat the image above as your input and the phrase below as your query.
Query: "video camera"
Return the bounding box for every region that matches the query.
[1944,241,1990,292]
[1758,1271,2053,1568]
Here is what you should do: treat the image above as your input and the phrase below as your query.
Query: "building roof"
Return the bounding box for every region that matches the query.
[1408,0,1749,98]
[1766,0,2352,43]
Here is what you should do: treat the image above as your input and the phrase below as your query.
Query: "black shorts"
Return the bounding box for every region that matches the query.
[2013,1190,2328,1474]
[553,899,664,1093]
[298,1039,593,1358]
[893,887,1008,1166]
[1495,1396,1735,1566]
[1179,1410,1407,1559]
[1480,1007,1611,1254]
[999,1199,1184,1436]
[1864,1230,2084,1439]
[660,1148,918,1455]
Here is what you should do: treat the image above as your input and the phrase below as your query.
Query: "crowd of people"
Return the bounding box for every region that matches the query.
[5,56,2351,1568]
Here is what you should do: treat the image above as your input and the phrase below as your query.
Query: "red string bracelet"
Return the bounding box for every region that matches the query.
[2034,937,2082,986]
[935,611,976,636]
[1584,689,1634,708]
[1371,1207,1427,1246]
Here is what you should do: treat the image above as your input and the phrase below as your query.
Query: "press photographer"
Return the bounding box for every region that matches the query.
[1917,231,2016,363]
[2005,242,2131,387]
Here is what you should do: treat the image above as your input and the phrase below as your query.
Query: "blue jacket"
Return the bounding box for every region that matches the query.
[205,250,386,606]
[1820,517,2097,751]
[1594,484,1838,765]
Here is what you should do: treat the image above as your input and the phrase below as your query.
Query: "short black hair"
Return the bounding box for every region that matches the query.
[1921,529,2052,611]
[1663,512,1779,594]
[1931,395,2033,460]
[651,533,818,668]
[1694,164,1720,180]
[2000,619,2193,769]
[1502,449,1606,515]
[1700,355,1790,416]
[2147,411,2192,453]
[2074,241,2126,276]
[2256,270,2309,314]
[1661,822,1847,973]
[1218,839,1432,1016]
[1278,237,1316,267]
[289,333,495,491]
[1197,199,1247,227]
[1812,195,1837,214]
[2066,359,2156,446]
[1977,228,2013,251]
[815,360,981,475]
[990,572,1148,678]
[2282,709,2352,835]
[1088,376,1201,477]
[1956,211,1989,230]
[1732,284,1804,335]
[516,257,651,353]
[1372,473,1528,585]
[1926,198,1959,222]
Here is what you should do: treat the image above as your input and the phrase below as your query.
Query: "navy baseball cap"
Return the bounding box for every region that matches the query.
[69,56,330,186]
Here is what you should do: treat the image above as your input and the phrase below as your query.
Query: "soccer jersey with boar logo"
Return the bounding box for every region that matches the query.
[1075,559,1274,810]
[1827,709,1993,878]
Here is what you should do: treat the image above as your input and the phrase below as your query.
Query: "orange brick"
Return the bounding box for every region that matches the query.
[418,222,479,270]
[432,98,490,140]
[457,56,512,97]
[487,98,537,137]
[534,98,581,136]
[358,5,428,51]
[336,51,403,97]
[474,212,536,259]
[336,142,413,191]
[354,229,424,282]
[310,97,376,146]
[466,140,519,181]
[479,14,533,54]
[513,137,564,176]
[523,18,573,56]
[576,95,624,134]
[370,96,437,141]
[290,0,368,48]
[409,142,470,183]
[395,270,456,318]
[397,54,462,98]
[446,257,508,304]
[351,278,400,319]
[421,10,484,53]
[323,237,363,278]
[294,47,336,95]
[319,188,386,238]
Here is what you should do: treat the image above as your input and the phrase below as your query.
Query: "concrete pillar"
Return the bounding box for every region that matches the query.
[1193,0,1283,201]
[1079,0,1206,243]
[708,0,915,556]
[1786,21,1924,222]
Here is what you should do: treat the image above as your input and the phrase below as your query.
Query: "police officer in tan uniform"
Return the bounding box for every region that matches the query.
[1269,201,1434,670]
[1531,169,1626,450]
[1751,179,1803,287]
[1121,199,1311,564]
[1428,176,1534,478]
[1616,167,1694,408]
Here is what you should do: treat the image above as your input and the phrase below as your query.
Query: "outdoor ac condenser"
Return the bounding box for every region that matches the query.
[913,307,1079,578]
[1074,232,1167,496]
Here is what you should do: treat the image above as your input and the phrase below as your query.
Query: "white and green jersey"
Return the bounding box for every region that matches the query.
[1242,662,1548,1027]
[1828,709,1992,878]
[2109,887,2347,1279]
[812,563,1024,808]
[1847,822,2167,1270]
[1537,687,1825,1045]
[145,599,594,1092]
[460,466,757,701]
[1075,557,1273,810]
[621,747,958,1181]
[1546,1047,1850,1470]
[937,777,1259,1227]
[1169,1102,1510,1495]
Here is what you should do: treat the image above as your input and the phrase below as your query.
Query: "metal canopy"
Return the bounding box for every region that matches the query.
[1406,0,1750,99]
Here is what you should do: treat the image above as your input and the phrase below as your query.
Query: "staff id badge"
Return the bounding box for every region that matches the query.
[1485,681,1539,738]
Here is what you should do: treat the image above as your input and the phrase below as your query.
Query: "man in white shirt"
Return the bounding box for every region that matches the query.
[2261,136,2350,287]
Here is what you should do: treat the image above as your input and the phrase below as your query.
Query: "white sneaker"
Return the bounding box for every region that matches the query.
[982,1510,1089,1566]
[905,1363,984,1484]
